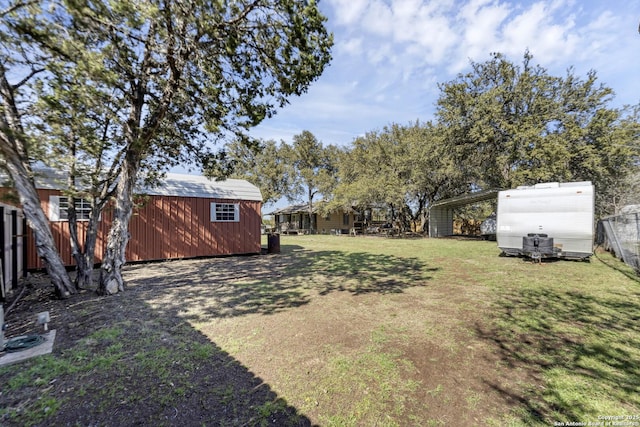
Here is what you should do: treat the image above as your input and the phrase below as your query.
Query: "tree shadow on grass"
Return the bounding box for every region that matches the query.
[476,285,640,423]
[0,281,314,426]
[122,245,437,322]
[1,243,438,426]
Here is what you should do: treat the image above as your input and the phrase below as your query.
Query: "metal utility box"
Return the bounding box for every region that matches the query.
[497,181,594,260]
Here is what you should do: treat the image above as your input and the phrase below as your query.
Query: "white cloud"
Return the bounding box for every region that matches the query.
[499,2,574,61]
[330,0,461,66]
[578,10,618,59]
[361,1,394,35]
[327,0,369,26]
[338,37,364,56]
[250,0,640,147]
[327,0,614,74]
[455,0,511,66]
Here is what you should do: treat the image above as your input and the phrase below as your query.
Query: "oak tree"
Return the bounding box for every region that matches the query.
[281,130,338,232]
[334,122,466,232]
[436,51,638,215]
[223,138,289,206]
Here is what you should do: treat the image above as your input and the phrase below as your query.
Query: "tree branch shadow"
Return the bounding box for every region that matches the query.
[122,244,437,322]
[0,280,316,426]
[476,285,640,423]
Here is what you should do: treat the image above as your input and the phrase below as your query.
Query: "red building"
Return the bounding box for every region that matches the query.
[4,172,263,270]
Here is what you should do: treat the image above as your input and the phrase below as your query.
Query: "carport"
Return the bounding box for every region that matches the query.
[428,189,500,237]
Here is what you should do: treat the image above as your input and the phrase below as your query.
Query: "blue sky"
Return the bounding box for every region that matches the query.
[250,0,640,148]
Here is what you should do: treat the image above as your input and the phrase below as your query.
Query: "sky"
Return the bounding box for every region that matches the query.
[250,0,640,148]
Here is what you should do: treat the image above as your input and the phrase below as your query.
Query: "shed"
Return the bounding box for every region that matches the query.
[428,189,500,237]
[0,203,26,299]
[2,171,262,269]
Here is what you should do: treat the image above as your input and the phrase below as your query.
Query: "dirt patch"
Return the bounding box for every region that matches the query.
[1,245,529,426]
[1,262,311,426]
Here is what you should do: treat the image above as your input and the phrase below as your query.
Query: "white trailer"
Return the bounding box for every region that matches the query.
[497,181,594,260]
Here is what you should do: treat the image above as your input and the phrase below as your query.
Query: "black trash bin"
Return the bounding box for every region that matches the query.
[267,233,280,254]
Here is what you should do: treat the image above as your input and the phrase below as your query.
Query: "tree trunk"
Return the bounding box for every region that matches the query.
[4,158,76,298]
[78,214,100,289]
[308,204,315,233]
[308,188,315,233]
[69,207,101,289]
[1,68,75,297]
[68,200,84,284]
[98,158,137,295]
[73,249,92,289]
[69,218,98,289]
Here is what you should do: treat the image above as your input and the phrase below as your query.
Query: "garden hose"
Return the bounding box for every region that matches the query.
[2,335,45,353]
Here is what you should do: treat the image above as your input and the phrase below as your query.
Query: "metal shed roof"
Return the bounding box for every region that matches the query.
[3,168,262,202]
[430,188,501,209]
[141,173,262,201]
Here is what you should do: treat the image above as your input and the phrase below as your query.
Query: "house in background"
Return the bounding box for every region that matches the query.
[271,204,355,234]
[271,203,389,235]
[1,171,263,269]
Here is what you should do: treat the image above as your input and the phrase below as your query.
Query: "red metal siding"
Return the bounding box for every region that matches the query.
[25,190,261,269]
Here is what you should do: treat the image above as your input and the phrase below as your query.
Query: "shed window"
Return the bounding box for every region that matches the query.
[211,203,240,222]
[49,196,91,221]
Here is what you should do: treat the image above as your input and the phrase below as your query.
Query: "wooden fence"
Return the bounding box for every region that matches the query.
[1,203,27,301]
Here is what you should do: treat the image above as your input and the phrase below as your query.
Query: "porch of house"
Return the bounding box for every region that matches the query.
[270,204,392,236]
[273,209,314,235]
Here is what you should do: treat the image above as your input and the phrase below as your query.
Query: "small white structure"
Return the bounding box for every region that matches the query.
[497,181,594,260]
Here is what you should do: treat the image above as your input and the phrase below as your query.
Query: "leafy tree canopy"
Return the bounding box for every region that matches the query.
[282,131,337,202]
[277,130,339,230]
[2,0,333,294]
[333,121,468,231]
[436,51,638,215]
[225,138,288,205]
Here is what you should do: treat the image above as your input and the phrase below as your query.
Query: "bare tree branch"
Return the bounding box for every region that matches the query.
[11,67,45,89]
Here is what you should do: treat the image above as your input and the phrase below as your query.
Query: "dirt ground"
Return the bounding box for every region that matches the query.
[0,242,530,426]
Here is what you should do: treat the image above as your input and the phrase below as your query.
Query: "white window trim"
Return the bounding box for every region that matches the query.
[49,195,92,222]
[210,202,240,222]
[49,195,61,221]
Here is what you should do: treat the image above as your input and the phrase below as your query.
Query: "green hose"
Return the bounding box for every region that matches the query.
[3,335,46,353]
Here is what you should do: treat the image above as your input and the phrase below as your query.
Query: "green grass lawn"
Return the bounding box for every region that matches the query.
[1,235,639,426]
[252,235,640,425]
